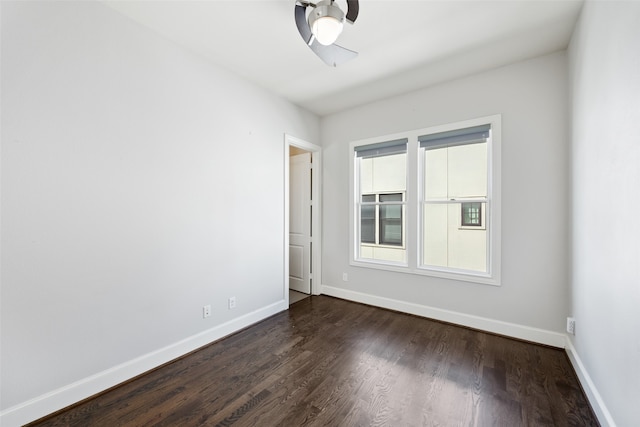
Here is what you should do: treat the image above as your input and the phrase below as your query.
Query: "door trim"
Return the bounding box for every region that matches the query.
[284,134,322,302]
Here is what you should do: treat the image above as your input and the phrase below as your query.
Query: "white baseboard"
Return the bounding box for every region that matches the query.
[321,285,566,347]
[321,285,617,426]
[0,300,288,427]
[565,338,617,427]
[4,292,614,427]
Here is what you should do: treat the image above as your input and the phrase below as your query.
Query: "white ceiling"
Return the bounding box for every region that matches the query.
[103,0,583,116]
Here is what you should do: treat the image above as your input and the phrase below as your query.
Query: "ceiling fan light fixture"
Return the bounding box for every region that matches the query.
[308,0,345,46]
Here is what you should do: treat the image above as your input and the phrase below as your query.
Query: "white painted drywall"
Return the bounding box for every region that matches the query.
[568,2,640,425]
[321,52,570,333]
[0,0,318,420]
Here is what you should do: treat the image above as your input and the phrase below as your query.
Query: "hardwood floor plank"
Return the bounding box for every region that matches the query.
[28,296,599,427]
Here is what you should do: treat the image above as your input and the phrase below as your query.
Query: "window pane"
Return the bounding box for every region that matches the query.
[360,194,376,243]
[421,123,490,274]
[380,203,402,246]
[360,153,407,194]
[360,205,375,243]
[380,220,402,245]
[379,193,402,202]
[448,143,487,198]
[423,203,448,267]
[424,148,448,200]
[423,202,487,272]
[357,152,406,264]
[462,202,482,226]
[424,143,487,200]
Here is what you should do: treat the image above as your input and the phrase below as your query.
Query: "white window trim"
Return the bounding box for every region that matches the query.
[349,115,501,286]
[351,132,410,268]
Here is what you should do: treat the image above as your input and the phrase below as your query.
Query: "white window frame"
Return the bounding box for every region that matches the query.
[349,115,501,286]
[352,138,408,267]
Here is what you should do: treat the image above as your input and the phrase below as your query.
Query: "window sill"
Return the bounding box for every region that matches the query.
[360,243,406,250]
[350,259,500,286]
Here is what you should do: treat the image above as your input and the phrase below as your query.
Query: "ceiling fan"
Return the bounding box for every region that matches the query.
[294,0,360,67]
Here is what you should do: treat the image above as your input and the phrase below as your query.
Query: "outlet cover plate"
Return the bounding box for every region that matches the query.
[566,317,575,335]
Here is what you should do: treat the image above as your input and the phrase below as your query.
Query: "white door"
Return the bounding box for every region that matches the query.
[289,152,312,294]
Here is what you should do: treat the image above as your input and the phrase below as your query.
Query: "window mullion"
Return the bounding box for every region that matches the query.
[405,137,418,270]
[375,197,380,245]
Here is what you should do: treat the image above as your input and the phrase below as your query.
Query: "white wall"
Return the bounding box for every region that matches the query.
[322,52,570,340]
[0,1,318,424]
[568,2,640,425]
[6,1,637,425]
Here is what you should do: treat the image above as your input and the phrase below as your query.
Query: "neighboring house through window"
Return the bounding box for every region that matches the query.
[361,192,405,246]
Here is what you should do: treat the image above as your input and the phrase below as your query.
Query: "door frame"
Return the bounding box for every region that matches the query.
[284,134,322,301]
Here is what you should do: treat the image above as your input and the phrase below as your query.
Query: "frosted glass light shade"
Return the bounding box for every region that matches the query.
[308,0,345,46]
[311,16,344,46]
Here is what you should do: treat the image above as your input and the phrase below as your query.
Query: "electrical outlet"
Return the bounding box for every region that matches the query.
[228,297,236,310]
[566,317,575,335]
[342,273,348,281]
[203,305,211,318]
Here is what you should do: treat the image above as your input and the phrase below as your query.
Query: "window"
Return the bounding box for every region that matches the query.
[360,195,376,244]
[379,193,403,245]
[461,202,482,227]
[354,139,407,264]
[360,193,404,246]
[350,116,501,285]
[420,124,490,273]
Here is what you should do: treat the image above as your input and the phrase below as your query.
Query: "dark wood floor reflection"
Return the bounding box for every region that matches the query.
[29,296,598,426]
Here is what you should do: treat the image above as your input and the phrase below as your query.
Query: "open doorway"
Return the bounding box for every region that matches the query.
[284,135,322,306]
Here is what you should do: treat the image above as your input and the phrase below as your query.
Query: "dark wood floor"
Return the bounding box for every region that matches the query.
[29,296,598,426]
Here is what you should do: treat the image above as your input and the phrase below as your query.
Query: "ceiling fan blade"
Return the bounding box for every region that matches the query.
[295,3,313,45]
[309,42,358,67]
[346,0,359,24]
